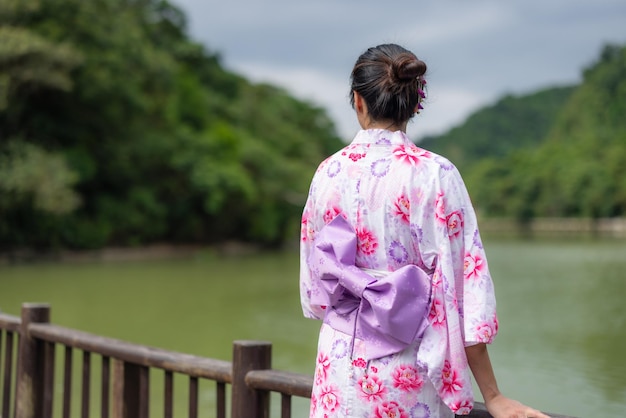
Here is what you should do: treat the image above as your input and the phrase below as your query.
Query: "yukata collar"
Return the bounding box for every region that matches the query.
[351,129,413,147]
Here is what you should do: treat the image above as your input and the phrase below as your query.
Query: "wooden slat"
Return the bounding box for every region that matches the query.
[11,332,22,414]
[81,351,91,418]
[12,334,20,418]
[112,359,124,418]
[0,331,2,414]
[139,366,149,418]
[188,377,198,418]
[281,394,292,418]
[43,341,55,418]
[101,356,110,418]
[216,382,226,418]
[63,346,72,418]
[164,371,173,418]
[1,331,14,418]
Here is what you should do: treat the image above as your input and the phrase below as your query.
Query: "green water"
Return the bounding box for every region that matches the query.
[1,238,625,417]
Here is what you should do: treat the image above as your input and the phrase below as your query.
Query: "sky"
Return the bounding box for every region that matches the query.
[170,0,626,140]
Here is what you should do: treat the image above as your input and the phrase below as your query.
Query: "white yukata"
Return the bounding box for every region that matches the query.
[300,129,498,418]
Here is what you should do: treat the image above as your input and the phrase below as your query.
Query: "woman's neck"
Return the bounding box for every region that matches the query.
[363,119,407,132]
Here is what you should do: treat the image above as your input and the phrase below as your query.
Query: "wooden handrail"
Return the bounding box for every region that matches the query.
[28,322,232,383]
[0,312,20,332]
[246,369,313,398]
[458,403,575,418]
[0,303,579,418]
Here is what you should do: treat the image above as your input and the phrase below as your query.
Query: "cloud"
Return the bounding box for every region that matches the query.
[396,3,515,47]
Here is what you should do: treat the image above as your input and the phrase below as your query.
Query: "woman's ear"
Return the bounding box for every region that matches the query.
[353,91,370,129]
[353,91,365,115]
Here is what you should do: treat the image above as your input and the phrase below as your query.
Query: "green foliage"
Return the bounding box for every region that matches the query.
[0,26,81,110]
[0,141,80,213]
[429,43,626,221]
[531,44,626,218]
[419,86,575,173]
[0,0,343,250]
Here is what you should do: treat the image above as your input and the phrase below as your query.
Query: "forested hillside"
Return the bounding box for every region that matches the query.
[420,44,626,221]
[418,86,575,174]
[0,0,343,250]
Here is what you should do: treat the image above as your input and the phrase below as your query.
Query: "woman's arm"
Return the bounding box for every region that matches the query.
[465,343,551,418]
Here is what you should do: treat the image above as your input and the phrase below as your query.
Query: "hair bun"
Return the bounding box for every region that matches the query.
[350,43,427,124]
[393,54,427,81]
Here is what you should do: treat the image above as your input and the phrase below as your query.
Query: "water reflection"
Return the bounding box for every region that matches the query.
[484,238,626,416]
[577,257,626,404]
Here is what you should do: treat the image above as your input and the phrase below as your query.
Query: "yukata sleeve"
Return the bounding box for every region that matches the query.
[427,166,498,345]
[443,168,498,346]
[415,165,498,414]
[299,179,326,321]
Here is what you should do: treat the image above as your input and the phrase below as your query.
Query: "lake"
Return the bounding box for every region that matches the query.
[1,236,625,417]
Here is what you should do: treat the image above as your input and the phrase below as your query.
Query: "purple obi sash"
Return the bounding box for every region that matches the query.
[309,216,432,360]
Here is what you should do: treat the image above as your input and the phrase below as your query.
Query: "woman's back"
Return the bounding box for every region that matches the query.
[300,43,549,418]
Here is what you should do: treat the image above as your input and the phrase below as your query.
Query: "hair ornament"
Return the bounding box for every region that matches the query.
[416,76,427,114]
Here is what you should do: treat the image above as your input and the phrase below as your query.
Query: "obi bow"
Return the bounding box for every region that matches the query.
[309,215,432,360]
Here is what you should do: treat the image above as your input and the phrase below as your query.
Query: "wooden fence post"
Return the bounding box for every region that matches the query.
[112,360,150,418]
[15,303,51,418]
[231,340,271,418]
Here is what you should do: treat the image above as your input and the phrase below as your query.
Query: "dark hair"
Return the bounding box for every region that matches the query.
[350,44,427,125]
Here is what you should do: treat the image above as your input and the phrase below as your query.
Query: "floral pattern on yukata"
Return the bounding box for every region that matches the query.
[300,129,498,417]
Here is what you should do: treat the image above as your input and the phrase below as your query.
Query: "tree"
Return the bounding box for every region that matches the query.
[0,0,343,250]
[422,43,626,220]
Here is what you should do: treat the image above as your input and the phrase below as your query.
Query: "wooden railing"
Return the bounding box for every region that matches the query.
[0,303,575,418]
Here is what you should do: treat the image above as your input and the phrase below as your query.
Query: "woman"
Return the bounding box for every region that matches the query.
[299,44,549,418]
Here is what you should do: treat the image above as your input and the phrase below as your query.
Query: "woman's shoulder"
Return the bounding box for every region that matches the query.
[392,141,463,182]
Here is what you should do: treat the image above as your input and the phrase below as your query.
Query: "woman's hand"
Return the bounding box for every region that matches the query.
[485,394,551,418]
